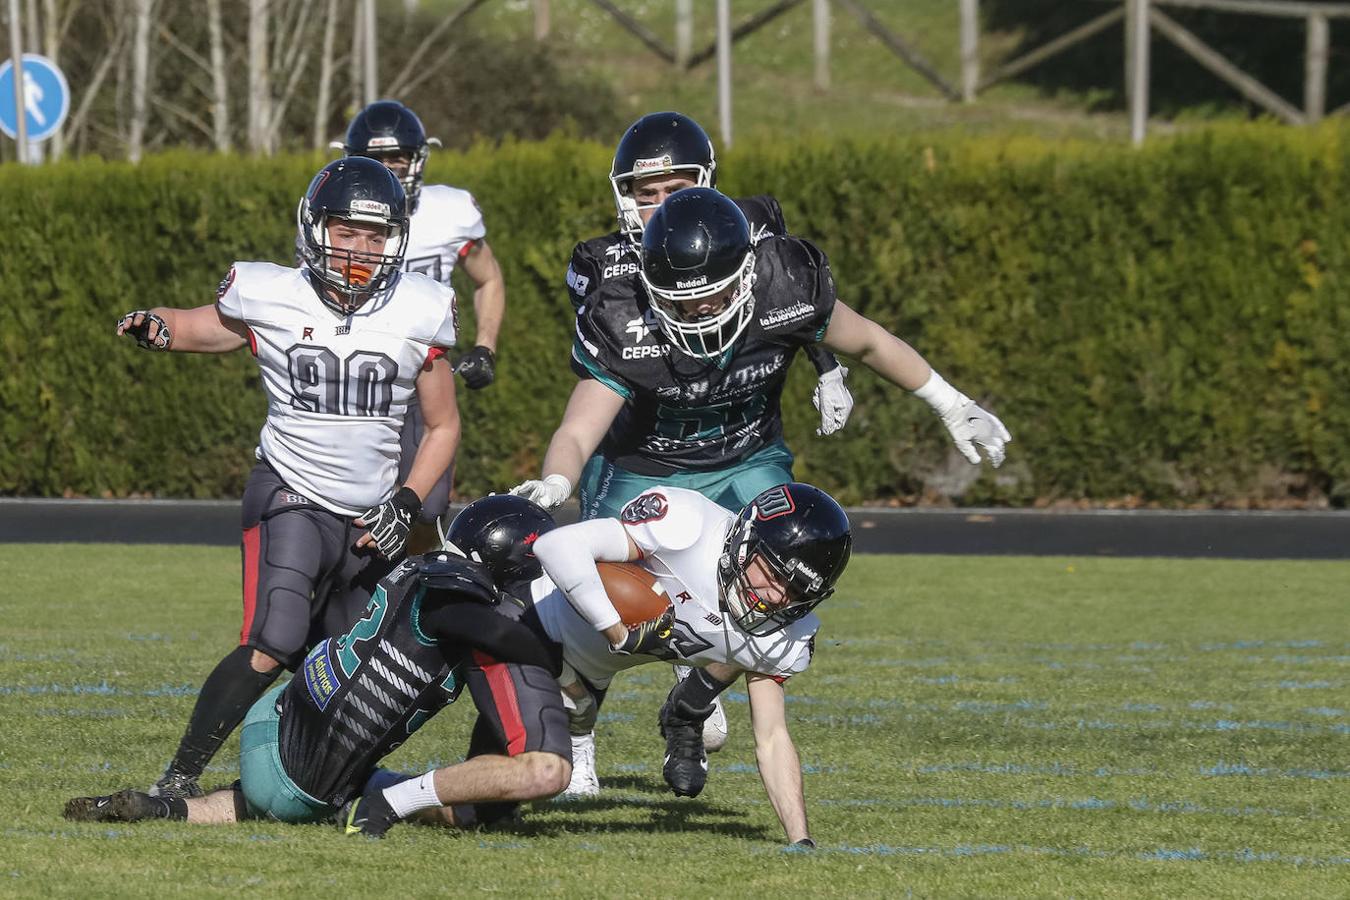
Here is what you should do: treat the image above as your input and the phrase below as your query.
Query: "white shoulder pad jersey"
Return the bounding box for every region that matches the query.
[402,184,487,285]
[216,261,458,516]
[531,486,819,689]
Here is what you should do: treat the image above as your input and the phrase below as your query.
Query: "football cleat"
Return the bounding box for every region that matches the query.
[64,788,164,822]
[338,788,402,838]
[674,664,729,752]
[149,769,203,800]
[659,701,708,798]
[561,732,600,798]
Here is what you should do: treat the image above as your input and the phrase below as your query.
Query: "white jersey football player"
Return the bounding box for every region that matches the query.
[115,156,460,801]
[340,100,505,532]
[531,482,852,847]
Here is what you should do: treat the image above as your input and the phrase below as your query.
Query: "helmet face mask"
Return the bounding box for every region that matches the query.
[297,158,410,315]
[640,187,756,360]
[442,495,557,587]
[344,100,433,213]
[610,112,717,241]
[717,484,853,637]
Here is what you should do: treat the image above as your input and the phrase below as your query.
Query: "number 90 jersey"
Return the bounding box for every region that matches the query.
[531,486,819,689]
[217,262,458,516]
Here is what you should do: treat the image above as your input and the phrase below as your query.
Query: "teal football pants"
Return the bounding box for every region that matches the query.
[577,441,795,521]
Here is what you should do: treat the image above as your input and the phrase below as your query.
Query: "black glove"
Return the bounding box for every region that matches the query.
[357,487,421,560]
[454,345,496,390]
[609,605,677,659]
[116,310,172,350]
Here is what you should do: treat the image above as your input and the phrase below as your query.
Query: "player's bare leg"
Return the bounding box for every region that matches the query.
[64,786,242,824]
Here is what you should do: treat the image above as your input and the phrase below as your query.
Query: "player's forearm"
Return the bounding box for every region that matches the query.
[539,426,599,488]
[534,520,634,635]
[755,730,810,843]
[852,322,930,391]
[470,276,505,353]
[402,416,459,501]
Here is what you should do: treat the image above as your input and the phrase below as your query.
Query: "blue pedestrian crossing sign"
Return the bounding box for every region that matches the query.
[0,54,70,142]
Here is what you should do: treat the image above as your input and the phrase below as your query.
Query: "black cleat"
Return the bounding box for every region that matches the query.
[659,700,709,798]
[149,769,203,800]
[338,788,402,838]
[64,788,167,822]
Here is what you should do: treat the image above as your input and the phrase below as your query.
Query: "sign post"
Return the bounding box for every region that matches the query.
[0,52,69,160]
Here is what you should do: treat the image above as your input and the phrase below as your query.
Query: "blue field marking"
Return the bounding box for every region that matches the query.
[1201,761,1348,779]
[1277,680,1337,689]
[818,794,1319,821]
[0,681,199,698]
[595,711,635,724]
[780,842,1350,867]
[1303,707,1344,717]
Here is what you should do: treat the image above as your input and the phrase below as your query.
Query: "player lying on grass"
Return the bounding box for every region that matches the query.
[65,497,570,829]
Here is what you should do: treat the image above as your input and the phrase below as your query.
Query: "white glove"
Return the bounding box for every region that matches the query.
[508,473,573,510]
[811,365,853,436]
[913,370,1012,467]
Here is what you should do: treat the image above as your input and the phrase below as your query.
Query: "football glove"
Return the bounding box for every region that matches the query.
[914,370,1012,468]
[508,473,572,510]
[116,310,172,350]
[356,486,421,560]
[812,365,853,436]
[610,604,678,659]
[454,345,496,390]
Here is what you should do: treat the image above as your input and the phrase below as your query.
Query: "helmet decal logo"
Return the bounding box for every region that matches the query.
[349,198,390,217]
[675,275,709,289]
[216,266,237,300]
[306,169,331,201]
[633,154,674,175]
[367,135,400,149]
[754,486,796,521]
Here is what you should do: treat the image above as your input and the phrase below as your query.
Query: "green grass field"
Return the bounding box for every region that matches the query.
[0,545,1345,897]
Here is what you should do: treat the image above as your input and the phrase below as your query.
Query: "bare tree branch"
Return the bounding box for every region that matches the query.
[387,0,489,96]
[158,21,212,76]
[152,94,213,140]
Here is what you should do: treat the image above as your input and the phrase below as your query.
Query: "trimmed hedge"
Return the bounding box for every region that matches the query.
[3,127,1348,507]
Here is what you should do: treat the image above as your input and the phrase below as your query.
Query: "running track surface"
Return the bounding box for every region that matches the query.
[2,499,1346,559]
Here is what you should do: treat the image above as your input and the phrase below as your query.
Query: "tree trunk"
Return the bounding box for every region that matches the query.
[207,0,228,151]
[313,0,338,149]
[128,0,153,162]
[248,0,271,154]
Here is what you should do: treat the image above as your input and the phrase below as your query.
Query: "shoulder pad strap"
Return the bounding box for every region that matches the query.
[415,554,499,604]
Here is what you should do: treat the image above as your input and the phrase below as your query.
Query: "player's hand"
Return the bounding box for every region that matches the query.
[355,487,421,560]
[507,474,571,510]
[936,397,1012,468]
[116,309,172,350]
[812,365,853,436]
[454,345,496,390]
[610,604,678,659]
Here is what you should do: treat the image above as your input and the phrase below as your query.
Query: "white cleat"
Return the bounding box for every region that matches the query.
[562,731,600,798]
[674,664,729,753]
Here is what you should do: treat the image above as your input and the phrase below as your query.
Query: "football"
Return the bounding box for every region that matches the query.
[597,561,669,626]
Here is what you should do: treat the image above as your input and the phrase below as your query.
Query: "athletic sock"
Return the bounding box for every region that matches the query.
[166,645,281,779]
[381,770,443,818]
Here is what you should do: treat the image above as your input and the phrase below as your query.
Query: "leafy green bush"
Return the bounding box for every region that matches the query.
[3,126,1348,506]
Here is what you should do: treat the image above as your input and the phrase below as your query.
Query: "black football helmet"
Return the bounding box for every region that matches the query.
[718,483,852,637]
[610,111,717,241]
[343,100,434,212]
[297,157,410,314]
[640,187,757,359]
[442,495,557,586]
